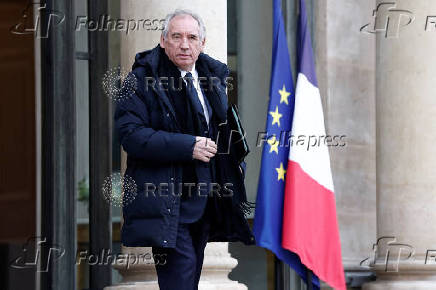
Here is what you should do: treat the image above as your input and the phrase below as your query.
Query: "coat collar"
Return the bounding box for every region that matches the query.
[132,45,229,124]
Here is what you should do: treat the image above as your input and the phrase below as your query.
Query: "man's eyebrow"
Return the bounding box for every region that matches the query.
[171,31,199,36]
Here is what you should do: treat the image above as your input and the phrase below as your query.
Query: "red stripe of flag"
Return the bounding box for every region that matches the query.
[283,160,346,290]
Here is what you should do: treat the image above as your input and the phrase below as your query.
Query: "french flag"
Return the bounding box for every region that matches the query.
[281,0,346,289]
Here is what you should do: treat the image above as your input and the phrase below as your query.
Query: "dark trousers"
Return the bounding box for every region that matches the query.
[152,208,211,290]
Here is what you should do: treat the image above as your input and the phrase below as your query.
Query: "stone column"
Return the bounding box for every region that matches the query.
[363,0,436,288]
[106,1,247,289]
[105,243,246,290]
[318,1,377,286]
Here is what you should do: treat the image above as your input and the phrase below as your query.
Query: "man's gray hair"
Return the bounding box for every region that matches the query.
[162,9,206,41]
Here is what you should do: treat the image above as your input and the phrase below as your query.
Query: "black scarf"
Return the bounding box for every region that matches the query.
[157,48,217,204]
[158,48,205,138]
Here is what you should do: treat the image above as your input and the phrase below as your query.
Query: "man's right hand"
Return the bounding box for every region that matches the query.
[192,137,217,162]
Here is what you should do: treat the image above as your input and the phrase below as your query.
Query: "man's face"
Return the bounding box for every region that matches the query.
[160,14,205,71]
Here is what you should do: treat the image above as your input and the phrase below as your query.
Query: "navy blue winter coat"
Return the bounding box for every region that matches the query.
[114,45,255,248]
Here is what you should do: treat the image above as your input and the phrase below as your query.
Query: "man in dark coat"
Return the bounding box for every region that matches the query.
[114,9,254,290]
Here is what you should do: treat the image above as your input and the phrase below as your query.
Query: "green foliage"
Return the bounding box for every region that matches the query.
[78,177,89,202]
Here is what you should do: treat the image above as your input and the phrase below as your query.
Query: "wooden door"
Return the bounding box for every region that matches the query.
[0,0,36,242]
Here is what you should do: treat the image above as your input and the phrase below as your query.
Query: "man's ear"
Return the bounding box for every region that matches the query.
[200,37,206,52]
[160,34,165,48]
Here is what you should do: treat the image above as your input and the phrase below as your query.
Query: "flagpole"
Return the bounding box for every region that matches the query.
[307,270,313,290]
[274,256,284,290]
